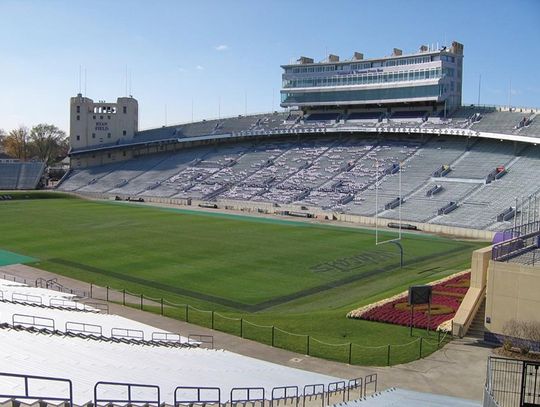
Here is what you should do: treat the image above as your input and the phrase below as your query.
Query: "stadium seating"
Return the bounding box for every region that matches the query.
[0,277,354,405]
[60,102,540,232]
[470,110,525,134]
[334,387,480,406]
[59,133,540,231]
[0,161,44,190]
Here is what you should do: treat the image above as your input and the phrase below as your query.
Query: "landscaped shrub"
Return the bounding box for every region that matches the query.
[351,273,470,330]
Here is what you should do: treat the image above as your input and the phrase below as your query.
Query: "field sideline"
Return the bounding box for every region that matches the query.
[0,193,486,364]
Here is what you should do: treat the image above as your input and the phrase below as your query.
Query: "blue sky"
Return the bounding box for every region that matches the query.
[1,0,539,133]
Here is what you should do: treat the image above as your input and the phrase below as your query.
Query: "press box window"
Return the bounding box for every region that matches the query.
[123,106,127,114]
[76,106,80,113]
[76,135,80,141]
[122,130,127,136]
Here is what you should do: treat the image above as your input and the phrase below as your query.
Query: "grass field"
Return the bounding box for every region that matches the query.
[0,193,486,365]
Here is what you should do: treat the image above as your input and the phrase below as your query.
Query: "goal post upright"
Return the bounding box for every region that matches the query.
[374,159,404,267]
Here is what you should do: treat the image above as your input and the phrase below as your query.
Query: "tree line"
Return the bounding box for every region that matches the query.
[0,124,69,166]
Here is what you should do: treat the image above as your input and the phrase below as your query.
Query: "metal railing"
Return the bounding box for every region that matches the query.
[188,333,214,349]
[0,374,376,406]
[111,327,144,340]
[230,387,265,407]
[12,313,55,330]
[2,273,28,284]
[364,374,378,397]
[271,386,299,407]
[12,292,43,305]
[88,282,449,366]
[50,297,84,310]
[65,321,103,336]
[175,386,221,407]
[326,381,346,405]
[152,331,182,343]
[0,372,73,406]
[94,381,160,406]
[492,233,540,263]
[347,378,362,401]
[485,356,527,407]
[302,384,325,407]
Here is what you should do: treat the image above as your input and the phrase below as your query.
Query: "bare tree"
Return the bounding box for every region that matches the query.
[4,126,30,160]
[29,124,67,166]
[0,129,5,152]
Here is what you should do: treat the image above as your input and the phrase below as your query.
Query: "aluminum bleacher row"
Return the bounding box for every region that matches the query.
[0,278,376,405]
[61,126,540,231]
[0,161,45,190]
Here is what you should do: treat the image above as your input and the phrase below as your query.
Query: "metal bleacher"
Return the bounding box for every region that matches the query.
[58,103,540,231]
[0,278,366,406]
[446,139,515,180]
[470,110,525,134]
[0,161,44,190]
[59,133,540,231]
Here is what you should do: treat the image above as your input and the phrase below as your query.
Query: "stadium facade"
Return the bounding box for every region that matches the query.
[70,94,138,151]
[280,41,463,112]
[62,40,539,236]
[60,40,540,236]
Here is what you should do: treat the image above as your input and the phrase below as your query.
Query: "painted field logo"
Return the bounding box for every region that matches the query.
[310,250,396,273]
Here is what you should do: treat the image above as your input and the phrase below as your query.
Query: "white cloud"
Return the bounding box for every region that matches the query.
[215,44,229,51]
[196,65,204,71]
[177,67,186,73]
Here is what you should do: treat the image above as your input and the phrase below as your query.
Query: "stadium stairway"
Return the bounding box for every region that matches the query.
[465,298,486,340]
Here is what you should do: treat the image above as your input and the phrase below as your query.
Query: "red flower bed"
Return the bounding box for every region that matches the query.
[357,273,470,330]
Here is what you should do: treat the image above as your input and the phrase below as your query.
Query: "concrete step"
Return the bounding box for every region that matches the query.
[465,298,486,339]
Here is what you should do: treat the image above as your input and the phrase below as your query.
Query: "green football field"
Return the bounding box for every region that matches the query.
[0,193,486,365]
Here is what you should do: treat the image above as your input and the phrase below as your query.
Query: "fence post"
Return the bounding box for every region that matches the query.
[140,293,143,310]
[186,305,189,322]
[90,283,93,298]
[271,326,275,347]
[211,311,214,329]
[160,298,164,315]
[419,337,423,359]
[348,343,352,365]
[240,318,243,337]
[106,286,109,302]
[387,344,391,366]
[122,289,126,306]
[306,336,310,355]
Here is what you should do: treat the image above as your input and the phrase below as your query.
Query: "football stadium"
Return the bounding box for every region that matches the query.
[1,10,540,406]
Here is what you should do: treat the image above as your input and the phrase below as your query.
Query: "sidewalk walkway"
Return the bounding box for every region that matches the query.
[1,264,492,401]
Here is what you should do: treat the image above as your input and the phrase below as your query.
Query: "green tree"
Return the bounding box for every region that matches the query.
[29,124,67,165]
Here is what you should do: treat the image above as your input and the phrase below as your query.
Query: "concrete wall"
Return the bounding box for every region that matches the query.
[335,213,494,240]
[452,246,492,337]
[484,261,540,336]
